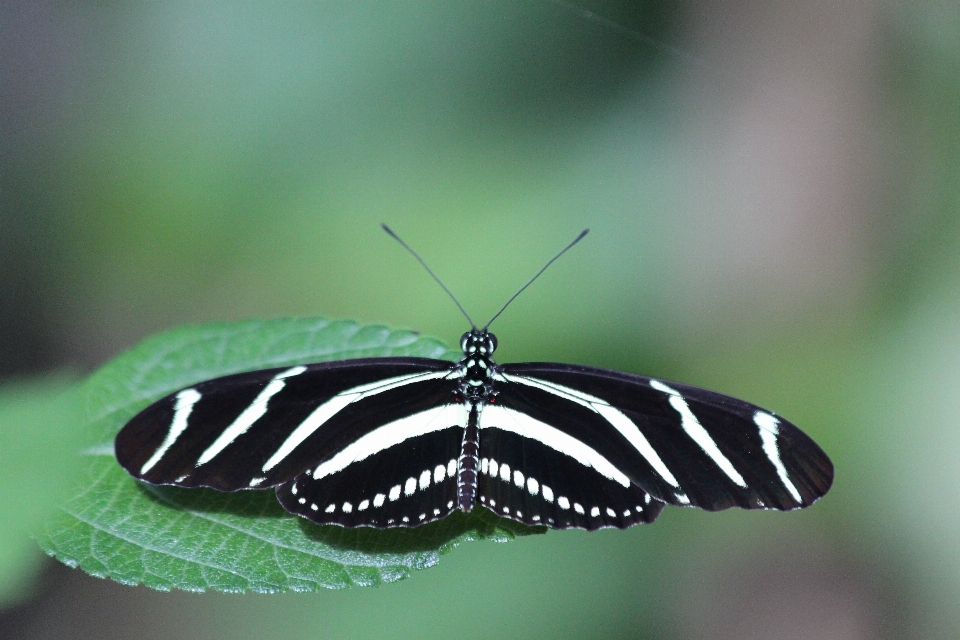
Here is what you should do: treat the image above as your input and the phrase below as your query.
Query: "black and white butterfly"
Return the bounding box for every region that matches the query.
[115,227,833,531]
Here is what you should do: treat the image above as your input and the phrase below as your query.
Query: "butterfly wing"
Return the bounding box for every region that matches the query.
[276,420,465,527]
[115,358,458,491]
[496,363,833,512]
[476,423,664,530]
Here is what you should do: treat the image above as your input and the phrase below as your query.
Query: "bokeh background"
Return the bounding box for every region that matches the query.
[2,1,959,638]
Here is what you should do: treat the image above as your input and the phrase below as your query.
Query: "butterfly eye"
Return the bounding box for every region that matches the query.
[460,332,472,352]
[486,333,497,354]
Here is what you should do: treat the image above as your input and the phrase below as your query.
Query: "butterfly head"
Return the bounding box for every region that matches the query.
[457,329,498,402]
[460,329,497,357]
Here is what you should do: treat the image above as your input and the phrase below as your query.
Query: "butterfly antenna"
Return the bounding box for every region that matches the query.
[483,228,589,330]
[382,224,477,329]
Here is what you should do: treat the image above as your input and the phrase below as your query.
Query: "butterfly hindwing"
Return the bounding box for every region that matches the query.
[115,358,457,491]
[477,424,664,530]
[277,423,464,527]
[497,363,833,512]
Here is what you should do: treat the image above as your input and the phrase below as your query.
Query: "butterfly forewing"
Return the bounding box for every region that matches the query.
[498,363,833,512]
[115,358,457,491]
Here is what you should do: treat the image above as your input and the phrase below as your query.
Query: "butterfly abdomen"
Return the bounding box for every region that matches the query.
[456,405,481,512]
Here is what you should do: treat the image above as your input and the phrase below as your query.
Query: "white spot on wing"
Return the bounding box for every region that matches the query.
[358,499,369,511]
[754,411,803,503]
[650,380,748,488]
[389,485,401,501]
[542,485,554,502]
[419,469,431,490]
[447,458,457,477]
[480,458,489,475]
[527,477,539,496]
[325,504,335,513]
[140,388,202,475]
[574,503,585,515]
[590,506,600,517]
[558,496,570,510]
[489,459,499,478]
[606,507,616,517]
[499,462,511,482]
[373,493,386,507]
[342,502,353,513]
[434,464,446,483]
[248,477,266,487]
[513,470,524,488]
[404,477,417,496]
[198,367,307,467]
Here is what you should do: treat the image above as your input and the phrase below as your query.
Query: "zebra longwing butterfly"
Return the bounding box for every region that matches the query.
[115,227,833,530]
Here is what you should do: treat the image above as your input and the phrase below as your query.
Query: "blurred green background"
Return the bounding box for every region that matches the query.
[2,0,959,638]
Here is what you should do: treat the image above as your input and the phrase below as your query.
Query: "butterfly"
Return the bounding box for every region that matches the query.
[115,226,833,530]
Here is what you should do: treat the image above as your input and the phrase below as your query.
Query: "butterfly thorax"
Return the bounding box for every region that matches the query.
[456,329,499,404]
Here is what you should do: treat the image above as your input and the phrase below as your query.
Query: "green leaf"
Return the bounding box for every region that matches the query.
[37,317,544,593]
[0,376,83,605]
